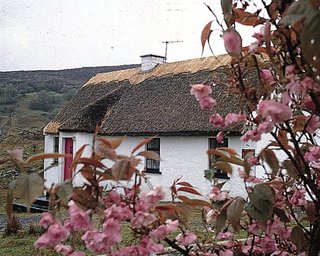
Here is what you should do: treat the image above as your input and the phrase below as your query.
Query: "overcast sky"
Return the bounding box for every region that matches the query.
[0,0,254,71]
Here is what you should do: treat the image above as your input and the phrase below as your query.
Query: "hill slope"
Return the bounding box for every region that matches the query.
[0,64,138,160]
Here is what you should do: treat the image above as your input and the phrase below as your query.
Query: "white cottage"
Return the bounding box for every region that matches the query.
[43,54,256,199]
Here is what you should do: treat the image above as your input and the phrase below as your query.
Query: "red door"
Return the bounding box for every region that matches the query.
[64,138,73,180]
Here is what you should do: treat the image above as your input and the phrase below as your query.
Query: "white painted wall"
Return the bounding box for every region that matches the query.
[44,133,257,200]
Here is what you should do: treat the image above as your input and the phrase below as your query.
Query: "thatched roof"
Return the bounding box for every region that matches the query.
[44,55,247,136]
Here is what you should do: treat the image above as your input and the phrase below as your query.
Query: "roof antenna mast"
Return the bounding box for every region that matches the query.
[161,40,183,62]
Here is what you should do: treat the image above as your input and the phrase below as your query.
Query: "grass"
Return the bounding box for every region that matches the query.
[0,187,239,255]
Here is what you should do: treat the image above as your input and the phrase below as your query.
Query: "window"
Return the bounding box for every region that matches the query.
[53,136,59,164]
[209,137,229,179]
[146,138,161,173]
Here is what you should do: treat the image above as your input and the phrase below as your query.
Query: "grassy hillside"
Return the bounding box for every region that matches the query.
[0,64,138,163]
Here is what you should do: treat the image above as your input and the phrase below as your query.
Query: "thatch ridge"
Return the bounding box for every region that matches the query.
[84,55,231,86]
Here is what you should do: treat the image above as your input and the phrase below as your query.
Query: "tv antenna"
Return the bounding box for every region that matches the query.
[161,40,183,62]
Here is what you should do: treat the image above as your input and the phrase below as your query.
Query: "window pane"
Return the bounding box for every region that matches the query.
[146,138,160,173]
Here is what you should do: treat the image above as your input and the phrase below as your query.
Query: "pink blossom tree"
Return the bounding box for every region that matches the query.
[3,0,320,255]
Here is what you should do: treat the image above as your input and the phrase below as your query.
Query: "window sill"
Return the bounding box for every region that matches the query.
[145,169,162,174]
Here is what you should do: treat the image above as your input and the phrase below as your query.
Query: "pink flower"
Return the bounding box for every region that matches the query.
[146,186,165,204]
[64,201,92,231]
[257,100,292,123]
[225,112,246,126]
[190,84,212,100]
[216,231,233,240]
[176,231,197,246]
[105,204,133,221]
[257,120,274,133]
[54,244,73,255]
[248,220,262,235]
[208,187,229,201]
[131,211,157,229]
[247,156,258,165]
[69,252,85,256]
[260,69,274,83]
[289,188,306,207]
[216,131,224,143]
[220,249,234,256]
[35,223,70,248]
[306,115,320,134]
[222,29,242,57]
[261,235,277,253]
[206,209,218,223]
[209,113,225,128]
[149,219,179,242]
[39,212,55,228]
[304,96,316,111]
[199,96,217,110]
[304,146,320,162]
[285,65,296,79]
[241,129,262,142]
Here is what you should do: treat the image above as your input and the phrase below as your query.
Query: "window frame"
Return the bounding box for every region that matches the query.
[208,137,229,179]
[52,136,59,165]
[145,138,161,174]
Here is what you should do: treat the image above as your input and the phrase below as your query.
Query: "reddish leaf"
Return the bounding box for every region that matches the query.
[201,21,213,55]
[137,150,160,160]
[97,137,113,148]
[214,161,233,174]
[207,149,228,158]
[27,153,72,163]
[111,159,136,180]
[131,137,155,155]
[77,157,106,169]
[95,143,117,162]
[177,186,202,196]
[109,136,126,149]
[179,197,213,208]
[7,148,23,161]
[70,144,87,173]
[218,147,238,156]
[176,181,193,187]
[233,8,266,26]
[259,148,279,176]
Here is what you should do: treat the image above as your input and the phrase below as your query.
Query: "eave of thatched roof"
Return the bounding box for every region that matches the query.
[44,55,247,136]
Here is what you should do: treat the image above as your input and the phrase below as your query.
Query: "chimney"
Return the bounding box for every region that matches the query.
[140,54,166,72]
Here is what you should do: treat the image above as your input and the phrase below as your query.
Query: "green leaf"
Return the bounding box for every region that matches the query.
[283,160,299,180]
[15,172,44,211]
[290,226,305,252]
[247,183,274,222]
[226,197,244,232]
[5,180,17,221]
[215,211,227,235]
[56,180,73,206]
[273,208,290,223]
[245,203,270,222]
[279,0,309,26]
